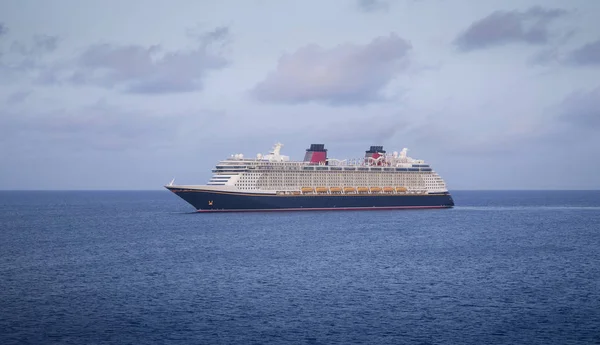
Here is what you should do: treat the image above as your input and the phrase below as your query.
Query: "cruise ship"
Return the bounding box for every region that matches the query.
[165,143,454,212]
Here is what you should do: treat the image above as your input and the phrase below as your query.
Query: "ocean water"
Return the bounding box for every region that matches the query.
[1,190,599,345]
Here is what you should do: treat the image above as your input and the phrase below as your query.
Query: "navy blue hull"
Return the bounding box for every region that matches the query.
[166,187,454,212]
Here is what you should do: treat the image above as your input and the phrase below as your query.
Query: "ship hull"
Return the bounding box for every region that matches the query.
[166,187,454,212]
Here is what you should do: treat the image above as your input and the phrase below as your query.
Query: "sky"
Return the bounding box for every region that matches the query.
[1,0,599,190]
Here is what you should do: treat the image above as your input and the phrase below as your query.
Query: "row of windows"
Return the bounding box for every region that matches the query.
[238,172,437,177]
[216,165,248,169]
[234,171,445,189]
[300,167,433,172]
[252,178,441,185]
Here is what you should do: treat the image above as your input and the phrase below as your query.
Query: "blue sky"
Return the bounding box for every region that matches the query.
[1,0,599,190]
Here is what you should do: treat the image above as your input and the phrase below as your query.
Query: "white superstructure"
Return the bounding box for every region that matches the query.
[197,143,449,195]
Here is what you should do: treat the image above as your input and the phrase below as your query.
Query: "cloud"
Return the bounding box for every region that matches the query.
[0,100,224,151]
[455,6,567,51]
[413,87,600,156]
[67,26,231,93]
[566,39,600,66]
[6,90,32,105]
[0,26,229,92]
[0,23,7,37]
[357,0,389,13]
[10,35,59,56]
[560,87,600,129]
[0,30,60,82]
[251,33,411,105]
[407,118,561,155]
[528,47,561,65]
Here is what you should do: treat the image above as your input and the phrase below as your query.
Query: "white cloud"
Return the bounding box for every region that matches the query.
[251,33,411,105]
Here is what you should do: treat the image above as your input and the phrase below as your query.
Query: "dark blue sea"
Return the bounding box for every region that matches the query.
[1,190,599,345]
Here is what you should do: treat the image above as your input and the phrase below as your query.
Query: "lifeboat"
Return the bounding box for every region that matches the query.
[343,187,356,193]
[301,187,314,193]
[383,187,394,193]
[291,191,301,195]
[370,187,382,193]
[357,187,369,193]
[396,186,407,193]
[315,187,328,193]
[329,187,342,193]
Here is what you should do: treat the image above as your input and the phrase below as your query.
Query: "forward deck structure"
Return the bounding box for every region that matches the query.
[165,143,454,212]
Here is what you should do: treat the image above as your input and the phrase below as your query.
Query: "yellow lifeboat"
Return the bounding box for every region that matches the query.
[291,191,301,195]
[370,187,382,193]
[330,187,342,193]
[315,187,328,193]
[301,187,314,193]
[344,187,356,193]
[396,186,407,193]
[383,187,394,193]
[357,187,369,193]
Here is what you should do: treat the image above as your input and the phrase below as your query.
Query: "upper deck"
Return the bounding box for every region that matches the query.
[213,143,429,171]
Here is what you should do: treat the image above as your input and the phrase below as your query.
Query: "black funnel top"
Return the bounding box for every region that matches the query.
[366,146,386,153]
